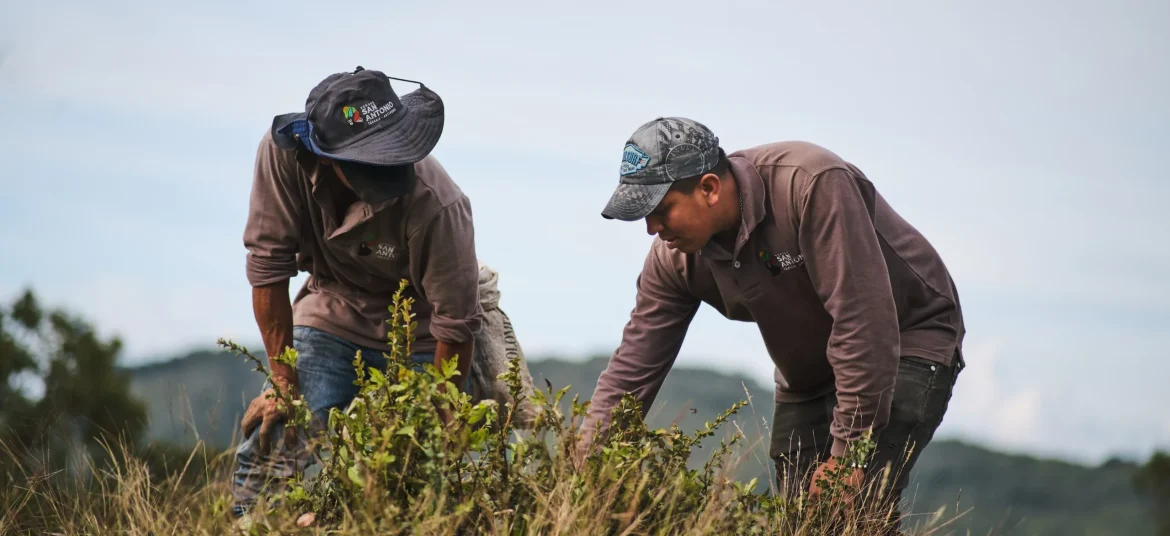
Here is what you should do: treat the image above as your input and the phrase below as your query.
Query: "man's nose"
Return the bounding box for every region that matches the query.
[645,217,663,236]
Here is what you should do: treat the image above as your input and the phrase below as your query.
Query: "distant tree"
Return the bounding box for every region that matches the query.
[1135,450,1170,535]
[0,289,147,480]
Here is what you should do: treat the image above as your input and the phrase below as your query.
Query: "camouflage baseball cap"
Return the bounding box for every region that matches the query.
[601,117,721,221]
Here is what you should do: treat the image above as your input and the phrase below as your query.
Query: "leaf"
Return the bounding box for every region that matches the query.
[469,428,488,450]
[397,425,416,438]
[348,465,365,486]
[442,354,459,378]
[468,402,491,425]
[555,385,572,405]
[368,367,387,386]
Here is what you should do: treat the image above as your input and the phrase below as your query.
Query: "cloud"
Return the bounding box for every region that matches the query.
[937,342,1048,454]
[994,391,1043,444]
[935,329,1170,464]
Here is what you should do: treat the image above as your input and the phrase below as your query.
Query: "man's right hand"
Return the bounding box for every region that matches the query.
[241,377,299,454]
[247,283,298,454]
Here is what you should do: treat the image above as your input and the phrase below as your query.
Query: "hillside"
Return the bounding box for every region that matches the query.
[127,349,1156,535]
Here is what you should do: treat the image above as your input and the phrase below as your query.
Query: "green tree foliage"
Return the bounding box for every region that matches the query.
[1135,451,1170,536]
[0,289,148,480]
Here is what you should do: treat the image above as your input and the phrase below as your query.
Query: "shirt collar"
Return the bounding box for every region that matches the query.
[300,155,403,239]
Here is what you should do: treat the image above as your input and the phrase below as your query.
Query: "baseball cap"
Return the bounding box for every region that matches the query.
[601,117,722,221]
[271,66,444,203]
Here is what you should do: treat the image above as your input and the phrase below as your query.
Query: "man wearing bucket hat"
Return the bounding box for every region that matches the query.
[579,117,966,530]
[230,66,483,518]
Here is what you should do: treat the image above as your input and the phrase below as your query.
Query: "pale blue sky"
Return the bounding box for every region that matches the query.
[1,0,1167,464]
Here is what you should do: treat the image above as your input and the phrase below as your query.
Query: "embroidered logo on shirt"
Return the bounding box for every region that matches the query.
[760,250,804,276]
[356,233,398,261]
[374,243,397,260]
[620,143,651,176]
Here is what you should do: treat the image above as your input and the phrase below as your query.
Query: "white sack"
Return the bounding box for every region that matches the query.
[467,263,538,427]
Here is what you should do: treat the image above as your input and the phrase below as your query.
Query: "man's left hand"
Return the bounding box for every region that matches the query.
[808,456,865,504]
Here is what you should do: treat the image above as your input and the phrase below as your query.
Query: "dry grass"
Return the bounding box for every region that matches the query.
[0,284,962,535]
[0,427,963,536]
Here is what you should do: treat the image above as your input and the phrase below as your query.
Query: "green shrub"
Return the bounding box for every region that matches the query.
[217,280,899,535]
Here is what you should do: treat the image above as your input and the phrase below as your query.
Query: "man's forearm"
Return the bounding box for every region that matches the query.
[435,339,474,392]
[252,281,296,388]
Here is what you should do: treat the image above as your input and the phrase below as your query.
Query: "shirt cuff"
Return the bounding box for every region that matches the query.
[428,312,482,345]
[831,437,850,458]
[245,254,298,287]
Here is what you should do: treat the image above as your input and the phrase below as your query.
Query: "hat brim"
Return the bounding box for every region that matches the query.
[271,112,307,150]
[601,182,671,221]
[271,114,418,204]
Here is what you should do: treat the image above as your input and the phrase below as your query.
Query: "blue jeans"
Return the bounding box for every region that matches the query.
[230,326,435,517]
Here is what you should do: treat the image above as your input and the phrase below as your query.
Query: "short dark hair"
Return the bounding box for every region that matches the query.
[670,149,730,194]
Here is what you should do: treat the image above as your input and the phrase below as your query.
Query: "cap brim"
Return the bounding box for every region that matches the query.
[306,87,445,166]
[601,182,671,221]
[337,160,416,204]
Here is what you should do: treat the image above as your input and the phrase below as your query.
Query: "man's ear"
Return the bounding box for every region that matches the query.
[699,173,722,207]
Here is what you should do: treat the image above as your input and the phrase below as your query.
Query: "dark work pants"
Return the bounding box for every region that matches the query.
[769,354,962,526]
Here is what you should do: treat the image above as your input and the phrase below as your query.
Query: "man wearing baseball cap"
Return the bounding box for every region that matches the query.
[230,67,483,518]
[583,117,966,529]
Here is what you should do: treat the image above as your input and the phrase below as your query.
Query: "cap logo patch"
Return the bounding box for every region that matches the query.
[620,143,651,176]
[342,106,363,125]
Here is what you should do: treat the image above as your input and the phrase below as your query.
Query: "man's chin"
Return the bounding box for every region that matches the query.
[666,239,703,254]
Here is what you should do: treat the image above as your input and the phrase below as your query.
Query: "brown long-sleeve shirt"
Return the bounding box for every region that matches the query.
[586,141,965,456]
[243,131,483,354]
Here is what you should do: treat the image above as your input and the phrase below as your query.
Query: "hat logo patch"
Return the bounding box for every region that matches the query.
[348,100,397,127]
[620,143,651,176]
[342,106,364,125]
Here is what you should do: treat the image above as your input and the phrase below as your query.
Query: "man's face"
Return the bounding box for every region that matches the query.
[644,175,720,254]
[321,157,355,191]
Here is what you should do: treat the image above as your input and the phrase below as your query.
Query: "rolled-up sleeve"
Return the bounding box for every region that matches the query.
[408,195,483,344]
[243,133,303,287]
[582,240,701,441]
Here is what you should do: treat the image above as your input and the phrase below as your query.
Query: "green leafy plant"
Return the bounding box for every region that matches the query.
[0,280,929,535]
[216,279,895,535]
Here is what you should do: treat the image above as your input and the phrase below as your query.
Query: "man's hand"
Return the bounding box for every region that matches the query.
[434,339,475,393]
[808,456,865,505]
[433,338,474,428]
[246,282,298,453]
[241,377,299,454]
